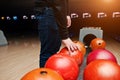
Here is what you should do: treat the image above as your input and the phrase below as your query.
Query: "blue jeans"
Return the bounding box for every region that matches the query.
[37,7,61,67]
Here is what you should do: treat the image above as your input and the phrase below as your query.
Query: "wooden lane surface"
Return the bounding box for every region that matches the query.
[0,36,40,80]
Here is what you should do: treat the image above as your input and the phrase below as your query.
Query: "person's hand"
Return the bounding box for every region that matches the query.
[66,16,71,28]
[62,38,78,52]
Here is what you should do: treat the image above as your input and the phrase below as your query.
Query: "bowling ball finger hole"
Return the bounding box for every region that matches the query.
[98,43,101,45]
[40,71,47,75]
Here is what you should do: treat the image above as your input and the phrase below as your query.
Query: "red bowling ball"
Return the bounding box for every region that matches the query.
[59,47,83,66]
[21,68,64,80]
[45,54,79,80]
[84,60,120,80]
[87,49,117,65]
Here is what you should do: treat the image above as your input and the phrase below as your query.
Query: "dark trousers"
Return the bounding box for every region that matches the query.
[37,7,61,67]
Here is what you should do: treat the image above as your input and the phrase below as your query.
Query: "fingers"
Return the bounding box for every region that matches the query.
[67,42,78,52]
[62,38,79,53]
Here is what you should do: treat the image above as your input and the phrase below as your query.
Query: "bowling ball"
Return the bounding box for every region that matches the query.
[87,49,117,65]
[73,40,86,56]
[84,60,120,80]
[90,38,106,50]
[21,68,64,80]
[45,54,79,80]
[59,47,83,66]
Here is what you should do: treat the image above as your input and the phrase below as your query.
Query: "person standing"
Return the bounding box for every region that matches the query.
[34,0,78,67]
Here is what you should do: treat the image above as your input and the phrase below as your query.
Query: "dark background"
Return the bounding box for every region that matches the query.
[69,0,120,36]
[0,0,36,36]
[0,0,120,37]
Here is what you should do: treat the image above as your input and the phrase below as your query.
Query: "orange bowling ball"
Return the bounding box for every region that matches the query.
[73,40,86,56]
[90,38,106,50]
[21,68,64,80]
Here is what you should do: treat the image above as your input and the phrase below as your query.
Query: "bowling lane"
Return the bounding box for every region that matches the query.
[0,35,40,80]
[0,34,120,80]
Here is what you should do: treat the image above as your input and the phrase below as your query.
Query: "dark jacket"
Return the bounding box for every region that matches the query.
[34,0,70,39]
